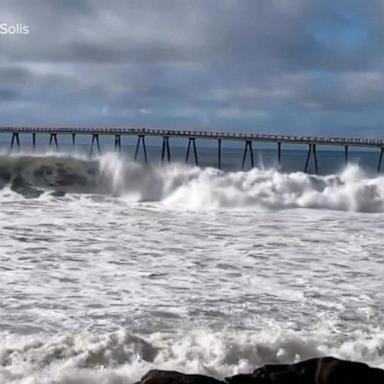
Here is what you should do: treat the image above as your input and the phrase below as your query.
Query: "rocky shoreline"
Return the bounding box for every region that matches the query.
[135,357,384,384]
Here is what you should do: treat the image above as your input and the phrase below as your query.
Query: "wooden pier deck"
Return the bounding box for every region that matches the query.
[1,126,383,172]
[0,126,383,146]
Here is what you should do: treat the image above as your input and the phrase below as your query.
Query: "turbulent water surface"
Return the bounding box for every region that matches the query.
[1,152,384,383]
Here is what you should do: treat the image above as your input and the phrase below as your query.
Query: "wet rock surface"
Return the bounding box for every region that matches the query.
[137,357,384,384]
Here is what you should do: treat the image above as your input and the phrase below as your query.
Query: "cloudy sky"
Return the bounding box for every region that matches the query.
[0,0,384,137]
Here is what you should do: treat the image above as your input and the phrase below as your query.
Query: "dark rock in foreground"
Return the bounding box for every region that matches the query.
[136,357,384,384]
[136,370,225,384]
[226,356,384,383]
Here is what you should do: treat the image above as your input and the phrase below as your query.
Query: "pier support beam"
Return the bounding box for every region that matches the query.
[10,133,20,153]
[304,144,319,174]
[134,135,148,163]
[277,142,282,168]
[72,133,76,149]
[304,144,311,173]
[32,133,36,152]
[344,145,349,165]
[49,134,59,151]
[185,138,198,165]
[161,136,171,163]
[89,134,101,156]
[378,148,384,173]
[218,139,222,169]
[241,140,254,170]
[114,135,121,152]
[313,144,319,174]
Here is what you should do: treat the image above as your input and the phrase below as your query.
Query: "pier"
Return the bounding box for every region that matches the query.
[1,126,384,173]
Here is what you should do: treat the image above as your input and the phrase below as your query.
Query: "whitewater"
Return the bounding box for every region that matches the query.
[1,152,384,383]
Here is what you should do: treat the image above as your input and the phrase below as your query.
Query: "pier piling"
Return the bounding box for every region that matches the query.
[277,142,282,167]
[114,135,121,152]
[193,138,198,165]
[10,133,20,152]
[161,137,171,163]
[378,148,384,173]
[32,133,36,152]
[242,140,254,169]
[313,144,319,173]
[218,139,222,169]
[304,144,311,173]
[134,136,140,160]
[185,138,198,165]
[49,134,59,151]
[134,135,148,163]
[344,145,348,165]
[185,139,191,163]
[89,134,101,156]
[72,133,76,148]
[304,144,319,173]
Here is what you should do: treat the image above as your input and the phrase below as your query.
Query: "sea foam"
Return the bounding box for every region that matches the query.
[1,328,384,384]
[0,152,384,212]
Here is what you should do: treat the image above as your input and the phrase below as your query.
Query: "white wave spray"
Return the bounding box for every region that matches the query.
[2,328,384,384]
[101,153,384,212]
[1,152,384,212]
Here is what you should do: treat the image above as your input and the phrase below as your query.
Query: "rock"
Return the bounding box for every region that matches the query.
[136,370,225,384]
[225,356,384,384]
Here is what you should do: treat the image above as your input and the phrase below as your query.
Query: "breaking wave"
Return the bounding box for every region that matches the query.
[1,152,384,212]
[2,328,384,384]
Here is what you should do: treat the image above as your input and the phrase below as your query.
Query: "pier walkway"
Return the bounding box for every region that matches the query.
[1,126,383,173]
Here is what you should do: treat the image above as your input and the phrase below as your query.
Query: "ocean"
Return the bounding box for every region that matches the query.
[0,142,384,383]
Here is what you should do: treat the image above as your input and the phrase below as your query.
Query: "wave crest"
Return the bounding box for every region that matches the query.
[1,153,384,212]
[1,328,384,384]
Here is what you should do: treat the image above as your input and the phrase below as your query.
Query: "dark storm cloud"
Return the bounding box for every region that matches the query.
[0,0,384,136]
[0,88,19,101]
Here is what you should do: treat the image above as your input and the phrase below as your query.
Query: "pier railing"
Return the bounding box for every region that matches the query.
[1,126,384,172]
